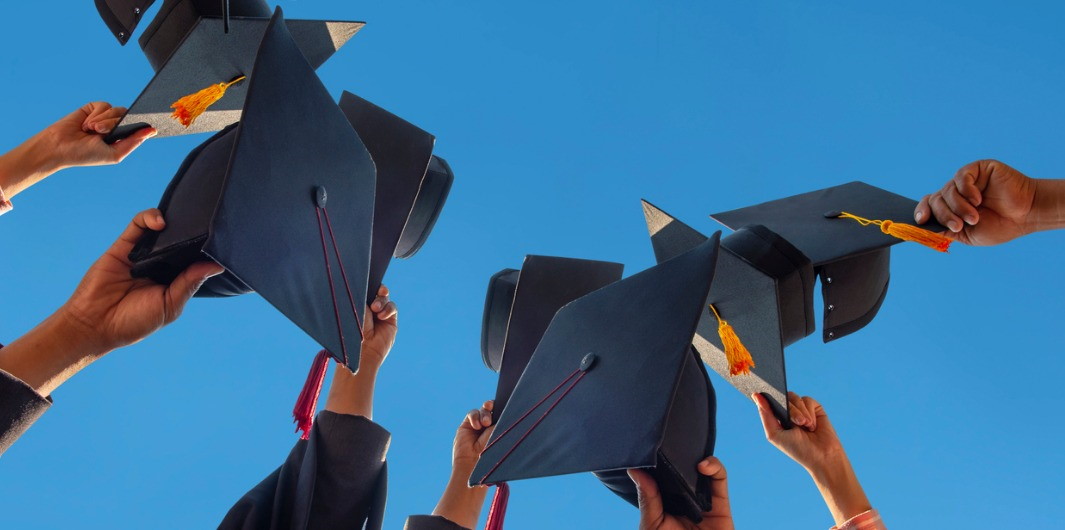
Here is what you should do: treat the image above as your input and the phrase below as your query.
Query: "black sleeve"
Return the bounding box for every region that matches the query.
[0,367,53,455]
[404,515,472,530]
[219,411,391,530]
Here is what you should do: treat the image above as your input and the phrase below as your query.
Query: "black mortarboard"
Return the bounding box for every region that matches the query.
[478,256,624,420]
[712,181,948,343]
[643,201,815,427]
[337,91,454,303]
[103,0,363,141]
[128,8,375,371]
[471,236,721,523]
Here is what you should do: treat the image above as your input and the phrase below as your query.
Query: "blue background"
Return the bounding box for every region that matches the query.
[2,1,1063,528]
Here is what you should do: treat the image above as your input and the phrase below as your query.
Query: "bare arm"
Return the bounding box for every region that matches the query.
[322,285,397,420]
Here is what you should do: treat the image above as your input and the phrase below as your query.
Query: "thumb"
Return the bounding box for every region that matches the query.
[109,127,156,163]
[628,468,665,529]
[164,261,225,323]
[752,393,784,439]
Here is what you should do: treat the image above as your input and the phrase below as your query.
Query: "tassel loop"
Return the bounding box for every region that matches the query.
[838,212,952,252]
[292,350,332,440]
[170,75,246,127]
[484,482,510,530]
[709,304,755,376]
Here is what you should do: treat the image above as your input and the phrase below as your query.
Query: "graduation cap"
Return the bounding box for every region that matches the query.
[470,236,722,525]
[478,256,624,420]
[643,200,815,427]
[337,91,454,303]
[711,181,949,343]
[102,0,363,141]
[128,8,375,376]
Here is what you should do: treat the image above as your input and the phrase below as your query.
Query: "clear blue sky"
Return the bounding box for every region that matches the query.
[2,1,1063,528]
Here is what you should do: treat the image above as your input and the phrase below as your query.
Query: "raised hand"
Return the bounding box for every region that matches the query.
[914,159,1038,246]
[429,401,497,529]
[0,102,156,201]
[753,392,872,527]
[628,457,733,530]
[60,209,224,354]
[0,209,222,396]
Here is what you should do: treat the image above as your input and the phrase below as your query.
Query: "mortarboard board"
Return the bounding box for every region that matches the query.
[643,200,815,427]
[337,91,454,303]
[103,0,363,142]
[711,181,949,343]
[128,7,375,372]
[471,236,722,524]
[478,256,624,420]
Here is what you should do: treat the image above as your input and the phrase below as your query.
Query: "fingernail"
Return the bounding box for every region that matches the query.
[965,215,977,225]
[948,220,961,232]
[790,415,803,426]
[914,210,923,222]
[94,123,107,133]
[372,301,381,311]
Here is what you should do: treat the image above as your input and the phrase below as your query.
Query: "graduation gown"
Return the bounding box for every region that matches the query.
[0,364,389,530]
[404,515,471,530]
[0,368,52,455]
[221,411,390,530]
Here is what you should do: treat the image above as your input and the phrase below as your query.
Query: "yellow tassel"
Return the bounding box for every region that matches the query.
[170,75,246,128]
[708,304,755,376]
[838,212,952,252]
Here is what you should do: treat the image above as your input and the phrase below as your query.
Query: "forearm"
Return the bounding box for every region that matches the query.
[431,471,489,529]
[1028,178,1065,234]
[807,455,872,527]
[322,363,379,420]
[0,309,107,396]
[0,133,61,199]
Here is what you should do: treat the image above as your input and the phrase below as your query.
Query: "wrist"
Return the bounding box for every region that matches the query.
[54,303,114,358]
[1027,178,1065,234]
[0,310,109,396]
[806,452,872,526]
[432,473,489,529]
[0,134,62,197]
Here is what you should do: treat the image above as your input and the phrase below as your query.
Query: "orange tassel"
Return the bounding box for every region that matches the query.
[170,75,246,127]
[708,304,755,376]
[838,212,952,252]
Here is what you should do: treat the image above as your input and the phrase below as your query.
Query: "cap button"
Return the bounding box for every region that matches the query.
[314,186,328,207]
[825,276,833,284]
[823,210,842,219]
[579,353,598,372]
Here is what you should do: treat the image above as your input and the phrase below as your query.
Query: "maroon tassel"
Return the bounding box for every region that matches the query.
[484,483,510,530]
[292,350,331,440]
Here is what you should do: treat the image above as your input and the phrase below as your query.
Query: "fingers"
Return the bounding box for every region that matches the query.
[929,192,964,233]
[483,400,494,412]
[942,184,979,226]
[697,456,727,481]
[952,163,983,207]
[369,286,397,320]
[627,469,666,529]
[787,391,811,429]
[86,106,127,134]
[108,127,156,163]
[71,102,111,130]
[465,402,495,431]
[163,261,225,324]
[465,408,483,430]
[752,393,784,439]
[803,396,828,424]
[914,194,931,224]
[110,209,165,259]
